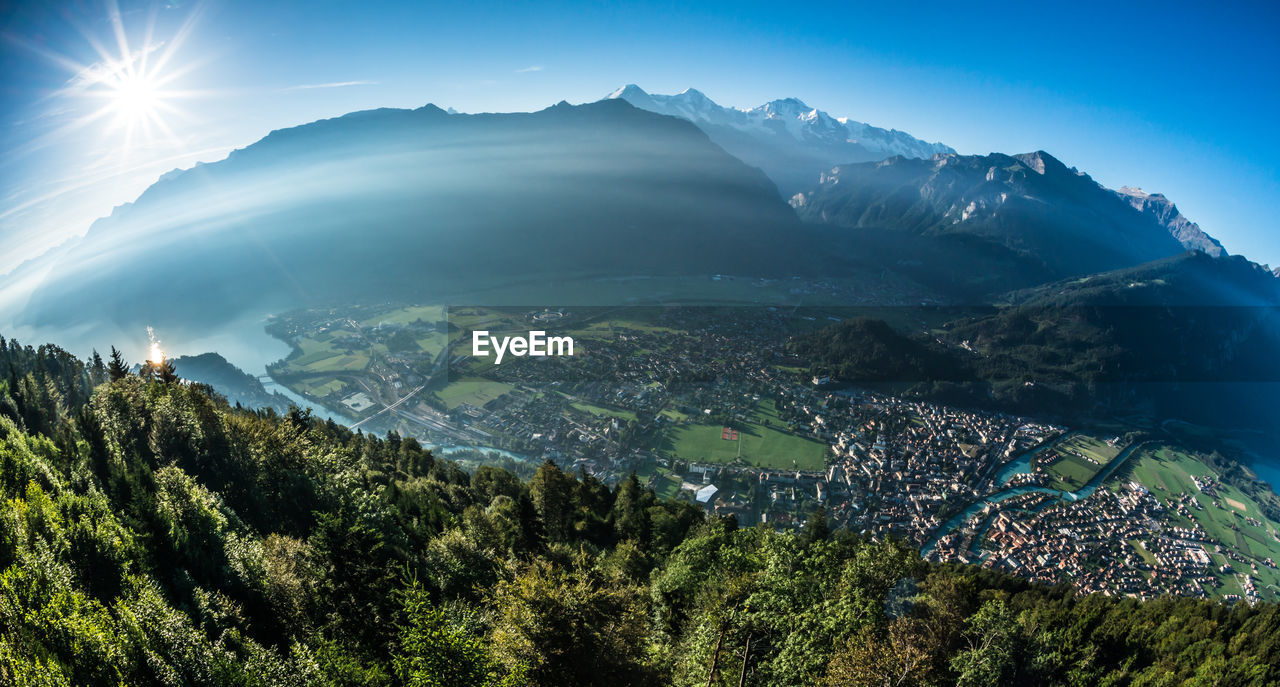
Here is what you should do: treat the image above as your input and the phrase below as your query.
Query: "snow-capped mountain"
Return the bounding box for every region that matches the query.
[606,84,954,194]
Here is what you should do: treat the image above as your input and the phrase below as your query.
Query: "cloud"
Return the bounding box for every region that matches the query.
[514,65,544,73]
[284,80,378,91]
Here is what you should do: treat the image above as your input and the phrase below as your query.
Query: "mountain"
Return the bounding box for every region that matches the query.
[1116,186,1226,256]
[796,251,1280,431]
[952,252,1280,429]
[789,151,1203,295]
[20,99,830,337]
[170,352,294,413]
[606,85,953,195]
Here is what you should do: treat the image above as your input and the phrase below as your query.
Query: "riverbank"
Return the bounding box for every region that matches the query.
[922,440,1150,555]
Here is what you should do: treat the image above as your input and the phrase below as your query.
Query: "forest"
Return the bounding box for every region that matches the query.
[1,335,1278,686]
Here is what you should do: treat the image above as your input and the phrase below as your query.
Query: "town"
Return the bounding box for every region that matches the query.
[263,302,1280,603]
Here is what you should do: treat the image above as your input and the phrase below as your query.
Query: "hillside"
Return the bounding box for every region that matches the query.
[170,352,294,414]
[20,99,828,336]
[793,252,1280,431]
[790,151,1206,296]
[2,336,1279,685]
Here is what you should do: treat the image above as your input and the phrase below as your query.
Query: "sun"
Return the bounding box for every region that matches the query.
[110,71,163,123]
[33,5,206,152]
[147,327,164,364]
[87,48,182,143]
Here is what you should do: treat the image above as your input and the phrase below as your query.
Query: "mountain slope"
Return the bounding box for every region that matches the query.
[3,340,1279,685]
[796,252,1280,431]
[790,151,1201,294]
[170,352,294,413]
[1116,186,1226,256]
[606,85,953,195]
[21,99,824,335]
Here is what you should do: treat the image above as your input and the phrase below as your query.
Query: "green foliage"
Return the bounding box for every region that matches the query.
[950,600,1019,687]
[393,581,513,686]
[488,559,651,686]
[0,343,1278,685]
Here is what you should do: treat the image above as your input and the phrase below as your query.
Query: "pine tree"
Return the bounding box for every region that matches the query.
[156,358,179,384]
[107,347,129,381]
[90,350,107,386]
[530,460,574,544]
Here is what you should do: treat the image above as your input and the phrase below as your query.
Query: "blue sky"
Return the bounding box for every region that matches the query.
[2,0,1279,273]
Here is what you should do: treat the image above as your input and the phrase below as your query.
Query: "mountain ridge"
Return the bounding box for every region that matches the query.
[1116,185,1226,257]
[789,150,1217,293]
[606,84,953,195]
[20,98,828,335]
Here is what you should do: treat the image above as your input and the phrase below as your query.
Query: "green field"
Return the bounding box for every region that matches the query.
[435,377,516,410]
[1123,445,1280,600]
[1045,434,1122,489]
[651,472,682,500]
[659,408,689,422]
[291,377,348,397]
[444,309,524,369]
[1062,434,1121,462]
[447,309,520,334]
[415,331,448,358]
[571,401,637,422]
[1127,539,1158,567]
[656,400,826,471]
[568,316,683,341]
[633,463,683,500]
[280,333,370,374]
[360,305,446,328]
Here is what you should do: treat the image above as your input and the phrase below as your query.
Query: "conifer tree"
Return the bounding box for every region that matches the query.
[156,358,179,384]
[107,346,129,381]
[90,350,107,386]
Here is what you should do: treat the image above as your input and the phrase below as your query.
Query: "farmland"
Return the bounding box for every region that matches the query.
[1125,446,1280,598]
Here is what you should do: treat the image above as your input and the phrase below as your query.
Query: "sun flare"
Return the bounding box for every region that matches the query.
[110,72,162,122]
[38,5,205,153]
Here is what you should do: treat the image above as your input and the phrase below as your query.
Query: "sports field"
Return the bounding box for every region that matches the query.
[657,400,826,471]
[1045,434,1122,489]
[633,463,683,500]
[658,408,689,422]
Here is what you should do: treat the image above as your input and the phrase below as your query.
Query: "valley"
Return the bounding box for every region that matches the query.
[235,298,1280,603]
[4,2,1280,681]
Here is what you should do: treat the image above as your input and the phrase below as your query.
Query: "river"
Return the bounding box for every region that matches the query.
[920,440,1148,555]
[426,444,532,463]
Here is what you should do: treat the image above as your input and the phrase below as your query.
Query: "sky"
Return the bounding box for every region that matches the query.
[2,0,1279,275]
